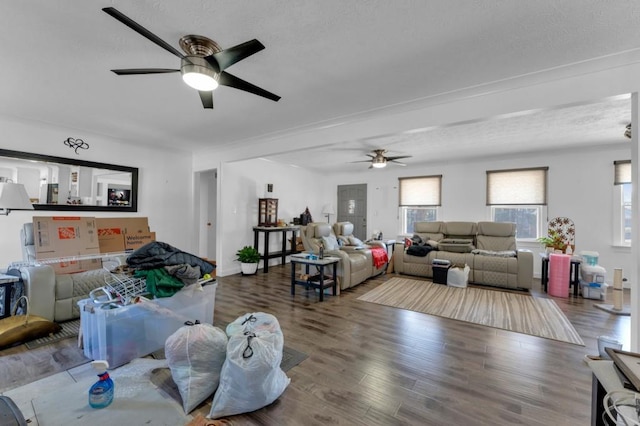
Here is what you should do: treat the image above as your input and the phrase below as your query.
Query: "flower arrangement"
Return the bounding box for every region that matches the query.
[537,231,567,252]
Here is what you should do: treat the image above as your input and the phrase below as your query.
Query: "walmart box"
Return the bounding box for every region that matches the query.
[79,282,217,368]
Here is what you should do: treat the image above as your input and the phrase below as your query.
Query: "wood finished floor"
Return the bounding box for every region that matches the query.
[0,265,631,425]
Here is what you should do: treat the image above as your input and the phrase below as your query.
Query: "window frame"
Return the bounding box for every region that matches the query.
[489,205,546,241]
[398,175,442,235]
[613,160,632,246]
[486,167,548,239]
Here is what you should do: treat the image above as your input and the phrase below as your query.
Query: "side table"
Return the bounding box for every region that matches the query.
[290,254,339,302]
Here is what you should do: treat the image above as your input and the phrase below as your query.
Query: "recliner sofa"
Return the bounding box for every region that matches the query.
[300,222,387,290]
[13,223,123,322]
[393,221,533,290]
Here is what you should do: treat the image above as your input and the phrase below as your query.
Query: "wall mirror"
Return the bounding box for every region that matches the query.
[0,149,138,212]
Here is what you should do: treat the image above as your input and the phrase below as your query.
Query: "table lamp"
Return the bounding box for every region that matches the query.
[322,204,335,223]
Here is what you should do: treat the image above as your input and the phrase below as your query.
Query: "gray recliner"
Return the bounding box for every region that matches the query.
[301,222,385,290]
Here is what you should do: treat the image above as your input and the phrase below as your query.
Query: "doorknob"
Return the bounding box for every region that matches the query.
[207,222,212,226]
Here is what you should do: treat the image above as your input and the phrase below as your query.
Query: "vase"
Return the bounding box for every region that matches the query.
[240,262,258,275]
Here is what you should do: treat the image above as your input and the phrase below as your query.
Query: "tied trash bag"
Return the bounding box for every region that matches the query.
[225,312,282,337]
[165,321,228,414]
[208,330,290,419]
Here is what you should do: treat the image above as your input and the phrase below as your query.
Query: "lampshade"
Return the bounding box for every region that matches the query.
[322,204,335,215]
[181,57,219,91]
[0,182,34,215]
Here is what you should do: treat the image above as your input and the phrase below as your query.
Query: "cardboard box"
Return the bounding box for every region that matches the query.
[124,231,156,251]
[33,216,101,273]
[96,217,149,236]
[96,217,151,253]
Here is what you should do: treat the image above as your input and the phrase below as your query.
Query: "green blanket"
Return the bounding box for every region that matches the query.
[134,268,184,298]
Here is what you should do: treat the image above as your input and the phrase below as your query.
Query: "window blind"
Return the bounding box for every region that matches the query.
[486,167,548,205]
[614,160,631,185]
[399,175,442,206]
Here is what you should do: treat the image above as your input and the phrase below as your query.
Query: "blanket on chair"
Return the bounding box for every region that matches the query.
[370,247,388,269]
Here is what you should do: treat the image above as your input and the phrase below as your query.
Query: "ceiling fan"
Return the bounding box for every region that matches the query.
[102,7,281,109]
[351,149,412,169]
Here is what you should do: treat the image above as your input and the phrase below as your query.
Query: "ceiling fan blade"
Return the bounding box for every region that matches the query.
[102,7,186,59]
[389,161,407,166]
[218,71,281,102]
[199,91,214,109]
[349,160,374,163]
[211,39,265,71]
[386,155,412,161]
[112,68,179,75]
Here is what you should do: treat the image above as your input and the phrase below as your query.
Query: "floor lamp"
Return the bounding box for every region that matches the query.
[322,204,335,223]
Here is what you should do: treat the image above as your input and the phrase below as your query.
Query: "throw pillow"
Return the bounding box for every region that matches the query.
[321,235,340,250]
[411,234,424,246]
[348,236,364,246]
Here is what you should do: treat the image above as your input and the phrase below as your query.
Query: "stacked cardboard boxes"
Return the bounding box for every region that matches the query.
[32,216,156,274]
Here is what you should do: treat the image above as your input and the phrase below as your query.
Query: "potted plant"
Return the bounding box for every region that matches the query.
[537,231,567,253]
[236,245,260,275]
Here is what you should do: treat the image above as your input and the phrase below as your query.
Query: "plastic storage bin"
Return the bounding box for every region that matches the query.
[432,259,451,284]
[580,280,608,300]
[580,264,606,283]
[79,282,217,368]
[580,251,599,266]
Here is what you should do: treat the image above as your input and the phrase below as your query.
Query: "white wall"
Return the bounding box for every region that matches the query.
[0,115,193,266]
[215,158,330,276]
[329,144,633,285]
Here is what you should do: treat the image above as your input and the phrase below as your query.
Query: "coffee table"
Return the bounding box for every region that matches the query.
[290,254,339,302]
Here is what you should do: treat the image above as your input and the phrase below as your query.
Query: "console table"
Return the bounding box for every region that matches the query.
[539,253,581,297]
[253,226,300,273]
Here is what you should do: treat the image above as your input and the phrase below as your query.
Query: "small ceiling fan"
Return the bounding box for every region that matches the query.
[351,149,412,169]
[102,7,281,109]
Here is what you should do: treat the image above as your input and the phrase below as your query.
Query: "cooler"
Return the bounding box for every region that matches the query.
[79,282,217,368]
[432,259,451,284]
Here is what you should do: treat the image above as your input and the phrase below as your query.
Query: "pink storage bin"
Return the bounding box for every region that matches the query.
[548,253,570,297]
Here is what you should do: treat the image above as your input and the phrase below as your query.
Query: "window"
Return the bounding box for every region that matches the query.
[614,160,631,246]
[399,175,441,234]
[486,167,548,239]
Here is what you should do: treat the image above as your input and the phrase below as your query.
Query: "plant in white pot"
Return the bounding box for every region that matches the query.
[236,246,260,275]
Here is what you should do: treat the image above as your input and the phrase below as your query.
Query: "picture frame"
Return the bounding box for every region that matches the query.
[606,347,640,392]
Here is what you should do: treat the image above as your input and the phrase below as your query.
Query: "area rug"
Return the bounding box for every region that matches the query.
[358,277,584,346]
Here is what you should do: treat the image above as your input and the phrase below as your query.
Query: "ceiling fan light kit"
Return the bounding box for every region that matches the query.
[181,57,219,91]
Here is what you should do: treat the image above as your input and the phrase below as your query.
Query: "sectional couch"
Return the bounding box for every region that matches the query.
[393,221,533,290]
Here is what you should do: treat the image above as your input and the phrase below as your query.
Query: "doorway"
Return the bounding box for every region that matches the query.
[337,184,367,240]
[196,169,217,261]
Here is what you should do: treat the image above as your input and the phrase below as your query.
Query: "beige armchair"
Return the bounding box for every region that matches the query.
[301,222,384,290]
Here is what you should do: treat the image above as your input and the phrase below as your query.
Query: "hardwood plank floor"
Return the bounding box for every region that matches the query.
[0,266,630,425]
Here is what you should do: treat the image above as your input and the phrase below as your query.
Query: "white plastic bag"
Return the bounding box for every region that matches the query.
[447,264,470,288]
[225,312,282,337]
[165,322,228,414]
[208,330,290,419]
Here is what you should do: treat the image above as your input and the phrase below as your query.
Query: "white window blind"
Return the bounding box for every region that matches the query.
[399,175,442,206]
[614,160,631,185]
[486,167,548,205]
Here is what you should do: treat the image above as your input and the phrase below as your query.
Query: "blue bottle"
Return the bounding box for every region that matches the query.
[88,360,114,409]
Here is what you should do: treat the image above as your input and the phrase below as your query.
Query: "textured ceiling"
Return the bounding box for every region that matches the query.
[0,1,638,172]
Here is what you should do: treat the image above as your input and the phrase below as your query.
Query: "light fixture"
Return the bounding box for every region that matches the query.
[322,204,336,223]
[0,181,34,215]
[371,157,387,168]
[181,56,219,91]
